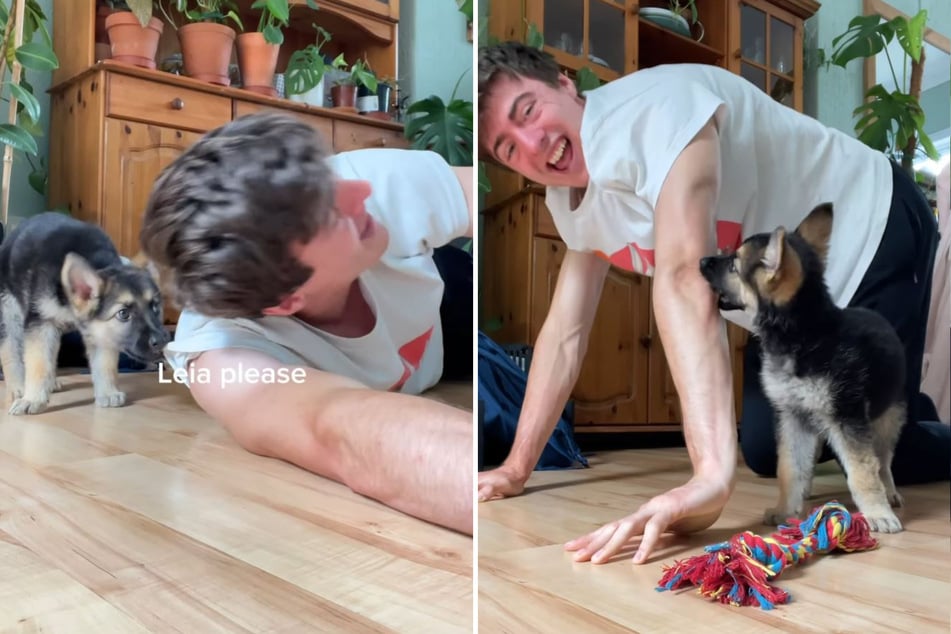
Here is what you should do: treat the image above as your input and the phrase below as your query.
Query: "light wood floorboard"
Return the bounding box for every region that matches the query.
[479,447,951,633]
[0,372,473,633]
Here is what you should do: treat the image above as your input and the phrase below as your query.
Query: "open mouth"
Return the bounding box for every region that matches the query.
[547,137,571,171]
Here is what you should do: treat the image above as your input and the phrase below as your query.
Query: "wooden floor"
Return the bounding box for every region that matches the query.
[479,446,951,633]
[0,371,473,633]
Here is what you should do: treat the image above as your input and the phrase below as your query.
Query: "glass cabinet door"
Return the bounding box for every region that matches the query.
[534,0,629,79]
[736,0,798,109]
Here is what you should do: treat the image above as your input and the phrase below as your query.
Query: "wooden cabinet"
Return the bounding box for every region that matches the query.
[480,0,820,431]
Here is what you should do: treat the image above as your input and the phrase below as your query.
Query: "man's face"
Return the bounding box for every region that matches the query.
[274,179,388,313]
[480,73,588,188]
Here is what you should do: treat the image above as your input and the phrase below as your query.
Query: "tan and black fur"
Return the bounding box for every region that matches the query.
[0,212,170,415]
[699,203,906,533]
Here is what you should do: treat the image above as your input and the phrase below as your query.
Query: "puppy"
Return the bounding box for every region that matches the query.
[0,212,170,415]
[699,203,905,533]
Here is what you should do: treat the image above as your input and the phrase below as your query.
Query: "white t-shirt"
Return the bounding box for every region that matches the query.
[161,148,470,395]
[546,63,894,330]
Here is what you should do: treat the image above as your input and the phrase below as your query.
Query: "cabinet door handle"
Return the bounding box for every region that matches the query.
[170,98,185,110]
[639,336,652,349]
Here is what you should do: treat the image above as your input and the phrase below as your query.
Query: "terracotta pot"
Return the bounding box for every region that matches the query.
[179,22,236,86]
[331,84,357,109]
[236,32,280,97]
[105,11,164,70]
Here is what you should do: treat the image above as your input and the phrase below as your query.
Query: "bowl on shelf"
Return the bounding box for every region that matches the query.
[638,7,691,38]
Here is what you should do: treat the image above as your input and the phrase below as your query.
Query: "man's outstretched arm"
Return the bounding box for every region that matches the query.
[565,116,736,564]
[187,348,473,535]
[478,248,610,500]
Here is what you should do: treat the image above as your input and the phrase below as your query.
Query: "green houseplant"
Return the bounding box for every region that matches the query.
[826,9,939,174]
[331,58,376,110]
[102,0,165,69]
[0,0,59,224]
[165,0,243,86]
[235,0,298,95]
[285,23,345,107]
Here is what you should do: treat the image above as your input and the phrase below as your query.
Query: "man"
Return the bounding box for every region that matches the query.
[477,42,949,563]
[140,112,474,535]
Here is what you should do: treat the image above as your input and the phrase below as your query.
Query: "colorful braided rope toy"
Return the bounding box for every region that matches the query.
[655,501,879,610]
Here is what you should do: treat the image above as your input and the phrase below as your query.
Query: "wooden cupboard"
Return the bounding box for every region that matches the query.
[480,0,820,431]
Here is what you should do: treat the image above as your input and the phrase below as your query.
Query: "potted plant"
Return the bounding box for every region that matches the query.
[102,0,165,69]
[235,0,302,96]
[638,1,701,40]
[164,0,243,86]
[332,58,376,111]
[285,23,344,107]
[404,70,472,167]
[825,9,939,174]
[376,75,397,115]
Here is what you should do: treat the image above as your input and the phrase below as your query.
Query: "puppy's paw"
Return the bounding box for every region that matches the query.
[4,387,23,406]
[46,377,64,393]
[9,397,49,415]
[95,390,126,408]
[864,509,902,533]
[888,490,904,508]
[763,508,798,526]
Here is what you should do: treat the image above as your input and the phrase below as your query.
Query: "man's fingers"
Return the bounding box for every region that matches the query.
[568,523,621,562]
[591,518,642,564]
[633,513,667,564]
[477,480,499,502]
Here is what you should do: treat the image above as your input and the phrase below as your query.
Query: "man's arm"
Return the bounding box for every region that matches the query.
[451,166,475,238]
[564,117,736,564]
[187,347,473,535]
[652,116,737,487]
[478,248,610,500]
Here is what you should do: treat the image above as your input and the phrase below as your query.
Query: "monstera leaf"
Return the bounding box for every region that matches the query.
[852,85,938,161]
[404,94,473,167]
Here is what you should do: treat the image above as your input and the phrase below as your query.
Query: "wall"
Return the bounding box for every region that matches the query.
[397,0,473,108]
[805,0,950,137]
[5,0,53,225]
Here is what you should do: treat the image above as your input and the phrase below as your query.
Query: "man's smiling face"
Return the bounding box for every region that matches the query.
[480,72,588,188]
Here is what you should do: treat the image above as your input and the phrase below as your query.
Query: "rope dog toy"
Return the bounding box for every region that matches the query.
[655,501,879,610]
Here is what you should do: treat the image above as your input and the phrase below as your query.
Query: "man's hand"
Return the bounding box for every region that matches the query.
[564,476,730,564]
[477,463,529,501]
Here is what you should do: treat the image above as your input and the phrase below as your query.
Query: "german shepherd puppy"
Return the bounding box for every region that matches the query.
[699,203,905,533]
[0,212,170,415]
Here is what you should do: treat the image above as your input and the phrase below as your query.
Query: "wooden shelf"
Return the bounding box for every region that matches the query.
[637,17,724,68]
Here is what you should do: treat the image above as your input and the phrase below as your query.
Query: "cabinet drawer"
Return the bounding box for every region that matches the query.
[333,119,408,152]
[106,74,231,133]
[233,100,333,145]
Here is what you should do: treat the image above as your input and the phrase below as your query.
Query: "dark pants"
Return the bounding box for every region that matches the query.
[740,160,950,485]
[433,242,473,381]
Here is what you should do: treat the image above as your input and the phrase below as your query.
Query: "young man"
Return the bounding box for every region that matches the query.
[477,42,949,563]
[140,112,475,535]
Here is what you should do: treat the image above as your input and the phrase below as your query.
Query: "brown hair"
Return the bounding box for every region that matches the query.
[477,41,563,159]
[140,112,336,318]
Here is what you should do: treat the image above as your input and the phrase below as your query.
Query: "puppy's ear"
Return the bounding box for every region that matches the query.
[761,226,787,278]
[794,203,833,264]
[129,250,162,285]
[62,252,103,310]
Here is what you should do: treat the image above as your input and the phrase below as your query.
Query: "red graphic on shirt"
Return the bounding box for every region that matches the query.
[592,221,743,273]
[717,220,743,252]
[593,243,652,272]
[388,326,435,391]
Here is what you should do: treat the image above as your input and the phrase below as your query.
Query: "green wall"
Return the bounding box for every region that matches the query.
[397,0,473,108]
